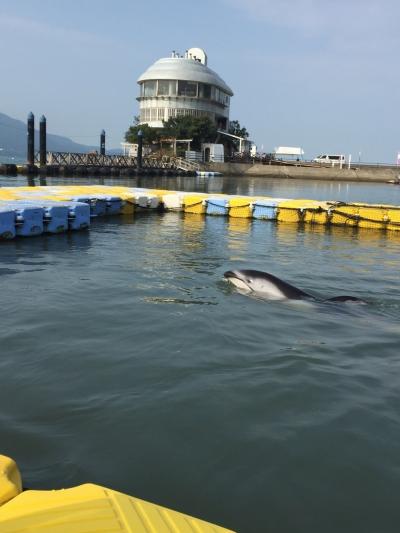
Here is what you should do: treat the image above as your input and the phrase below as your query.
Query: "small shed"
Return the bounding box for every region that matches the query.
[202,143,224,163]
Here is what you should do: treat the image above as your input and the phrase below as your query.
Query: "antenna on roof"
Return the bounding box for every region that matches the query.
[187,48,207,65]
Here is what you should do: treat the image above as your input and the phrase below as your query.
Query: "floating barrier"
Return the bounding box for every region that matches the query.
[206,197,229,216]
[95,195,123,215]
[252,199,278,220]
[228,197,254,218]
[0,454,235,532]
[3,202,44,237]
[162,192,185,210]
[183,194,207,214]
[196,171,222,177]
[0,208,16,239]
[135,194,160,209]
[22,201,69,234]
[303,202,331,225]
[1,185,400,239]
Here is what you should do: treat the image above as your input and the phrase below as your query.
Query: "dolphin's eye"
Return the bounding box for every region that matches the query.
[247,278,252,283]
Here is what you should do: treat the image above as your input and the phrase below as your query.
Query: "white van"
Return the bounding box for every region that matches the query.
[313,154,345,165]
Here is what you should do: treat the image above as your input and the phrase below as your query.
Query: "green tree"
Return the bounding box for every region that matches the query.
[162,116,217,150]
[228,120,249,139]
[125,122,161,144]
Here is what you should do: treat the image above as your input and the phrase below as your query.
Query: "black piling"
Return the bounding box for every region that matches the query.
[39,115,47,167]
[100,130,106,155]
[27,112,35,166]
[137,129,143,170]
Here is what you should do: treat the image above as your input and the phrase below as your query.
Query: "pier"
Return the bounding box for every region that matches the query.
[0,113,199,178]
[207,162,400,182]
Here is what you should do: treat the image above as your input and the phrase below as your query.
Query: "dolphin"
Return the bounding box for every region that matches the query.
[224,269,366,304]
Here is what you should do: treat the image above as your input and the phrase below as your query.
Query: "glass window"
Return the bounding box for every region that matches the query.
[143,81,157,97]
[158,80,177,96]
[177,80,197,97]
[198,83,211,99]
[140,108,151,121]
[158,80,169,96]
[169,80,177,96]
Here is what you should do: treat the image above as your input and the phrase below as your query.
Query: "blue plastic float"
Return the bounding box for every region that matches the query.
[0,208,16,239]
[252,200,278,220]
[3,202,44,237]
[206,197,229,215]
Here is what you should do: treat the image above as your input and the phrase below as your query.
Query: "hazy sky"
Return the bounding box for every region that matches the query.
[0,0,398,162]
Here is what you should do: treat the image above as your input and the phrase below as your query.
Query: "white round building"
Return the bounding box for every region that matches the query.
[137,48,233,131]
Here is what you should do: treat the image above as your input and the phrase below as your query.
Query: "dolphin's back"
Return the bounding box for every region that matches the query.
[325,295,367,304]
[241,270,314,300]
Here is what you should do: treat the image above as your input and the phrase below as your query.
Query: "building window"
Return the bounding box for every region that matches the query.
[140,108,151,121]
[198,83,211,99]
[157,80,177,96]
[219,91,228,105]
[177,80,197,97]
[143,81,157,97]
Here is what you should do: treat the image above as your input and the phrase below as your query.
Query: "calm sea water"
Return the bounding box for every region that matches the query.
[1,175,400,533]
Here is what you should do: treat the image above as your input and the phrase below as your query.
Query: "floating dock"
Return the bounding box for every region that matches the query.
[1,185,400,239]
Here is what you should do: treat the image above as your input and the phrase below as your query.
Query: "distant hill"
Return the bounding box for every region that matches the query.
[0,112,99,158]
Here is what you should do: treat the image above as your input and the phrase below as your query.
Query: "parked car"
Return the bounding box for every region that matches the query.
[313,154,345,164]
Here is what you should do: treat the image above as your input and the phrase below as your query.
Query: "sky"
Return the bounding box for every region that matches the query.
[0,0,398,162]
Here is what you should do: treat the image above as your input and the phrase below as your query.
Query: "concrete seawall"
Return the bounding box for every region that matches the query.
[208,162,399,182]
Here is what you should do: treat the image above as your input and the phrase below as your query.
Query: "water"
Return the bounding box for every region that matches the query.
[1,175,400,533]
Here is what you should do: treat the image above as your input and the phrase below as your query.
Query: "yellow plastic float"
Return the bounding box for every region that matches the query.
[228,197,255,218]
[183,194,208,214]
[0,454,235,533]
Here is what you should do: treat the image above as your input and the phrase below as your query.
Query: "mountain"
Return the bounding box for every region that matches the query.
[0,112,99,158]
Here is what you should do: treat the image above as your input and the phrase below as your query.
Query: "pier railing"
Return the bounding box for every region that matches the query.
[174,157,201,171]
[34,152,177,169]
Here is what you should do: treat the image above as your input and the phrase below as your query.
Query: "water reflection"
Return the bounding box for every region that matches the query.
[0,229,92,259]
[25,176,48,187]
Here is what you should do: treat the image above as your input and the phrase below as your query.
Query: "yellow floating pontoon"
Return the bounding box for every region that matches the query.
[0,455,235,533]
[2,185,400,237]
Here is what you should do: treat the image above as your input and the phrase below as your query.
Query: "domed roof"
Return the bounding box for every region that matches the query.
[137,57,233,96]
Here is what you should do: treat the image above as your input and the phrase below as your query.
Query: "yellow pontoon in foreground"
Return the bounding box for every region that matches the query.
[0,455,235,532]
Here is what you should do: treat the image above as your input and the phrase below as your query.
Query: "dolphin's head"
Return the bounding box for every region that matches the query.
[224,269,290,300]
[224,270,254,292]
